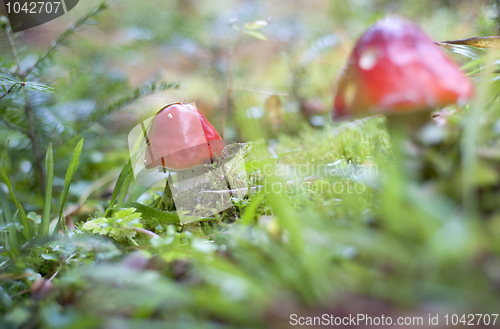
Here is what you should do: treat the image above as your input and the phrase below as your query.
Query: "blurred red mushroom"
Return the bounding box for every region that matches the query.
[332,17,474,130]
[144,102,224,170]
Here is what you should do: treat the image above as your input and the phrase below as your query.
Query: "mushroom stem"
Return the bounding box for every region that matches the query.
[385,110,432,180]
[385,109,433,138]
[160,179,175,211]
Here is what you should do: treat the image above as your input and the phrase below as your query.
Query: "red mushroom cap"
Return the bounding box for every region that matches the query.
[332,17,474,119]
[144,102,224,170]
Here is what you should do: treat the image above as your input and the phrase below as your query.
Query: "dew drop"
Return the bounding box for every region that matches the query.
[168,113,173,119]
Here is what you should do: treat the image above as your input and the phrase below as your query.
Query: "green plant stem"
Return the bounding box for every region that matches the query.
[3,171,31,240]
[127,236,139,246]
[120,226,159,238]
[0,114,28,135]
[0,82,19,101]
[41,145,54,237]
[25,101,46,194]
[2,22,20,75]
[461,53,495,219]
[56,138,84,235]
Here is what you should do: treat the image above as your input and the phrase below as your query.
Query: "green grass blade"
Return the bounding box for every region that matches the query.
[8,210,19,257]
[241,191,264,225]
[57,138,84,234]
[0,190,11,255]
[0,190,8,226]
[109,160,133,207]
[264,176,304,254]
[2,171,31,240]
[104,160,133,217]
[41,144,53,237]
[116,171,133,207]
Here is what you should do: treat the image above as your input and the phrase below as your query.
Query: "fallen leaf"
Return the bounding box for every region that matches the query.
[437,36,500,49]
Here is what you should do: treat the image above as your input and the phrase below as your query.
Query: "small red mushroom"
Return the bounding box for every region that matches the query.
[144,102,224,170]
[332,17,474,130]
